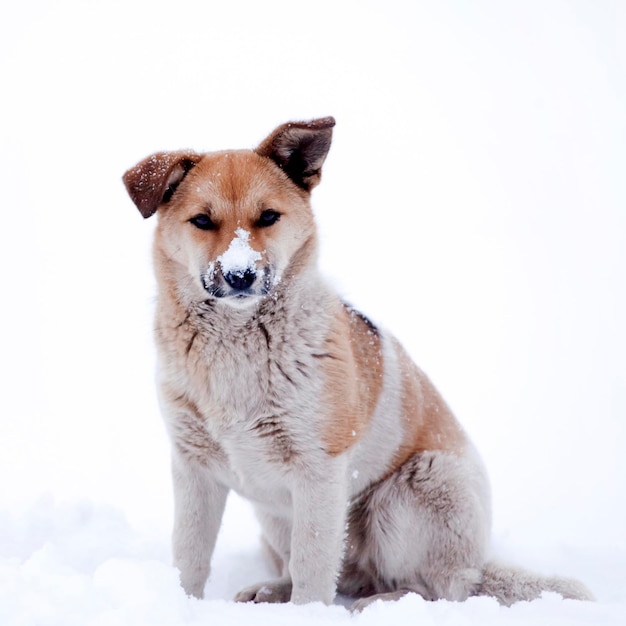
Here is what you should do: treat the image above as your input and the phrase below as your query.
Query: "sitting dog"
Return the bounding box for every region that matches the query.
[123,117,592,610]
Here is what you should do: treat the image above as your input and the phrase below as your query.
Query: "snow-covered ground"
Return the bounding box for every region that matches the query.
[1,1,624,624]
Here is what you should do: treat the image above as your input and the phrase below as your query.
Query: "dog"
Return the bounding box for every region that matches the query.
[123,117,592,610]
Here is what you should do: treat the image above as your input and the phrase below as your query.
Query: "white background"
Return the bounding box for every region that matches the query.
[1,1,624,624]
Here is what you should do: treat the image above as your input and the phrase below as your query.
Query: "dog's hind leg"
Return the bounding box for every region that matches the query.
[340,449,491,607]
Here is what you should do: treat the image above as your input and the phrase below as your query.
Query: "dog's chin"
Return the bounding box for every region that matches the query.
[201,286,267,310]
[218,293,264,309]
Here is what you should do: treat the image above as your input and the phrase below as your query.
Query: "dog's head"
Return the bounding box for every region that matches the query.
[123,117,335,308]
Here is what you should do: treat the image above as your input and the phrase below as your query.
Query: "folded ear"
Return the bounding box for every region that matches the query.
[255,116,335,191]
[122,151,202,218]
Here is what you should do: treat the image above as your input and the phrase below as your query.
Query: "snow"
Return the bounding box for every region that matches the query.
[3,497,623,626]
[1,0,625,625]
[218,228,262,274]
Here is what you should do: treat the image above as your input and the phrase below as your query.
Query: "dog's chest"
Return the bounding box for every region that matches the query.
[187,319,318,416]
[159,306,326,479]
[187,328,271,419]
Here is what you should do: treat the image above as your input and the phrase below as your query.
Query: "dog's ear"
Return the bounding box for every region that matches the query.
[255,117,335,191]
[123,151,202,218]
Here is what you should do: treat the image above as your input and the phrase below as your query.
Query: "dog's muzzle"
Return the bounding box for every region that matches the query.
[201,265,273,304]
[201,228,275,305]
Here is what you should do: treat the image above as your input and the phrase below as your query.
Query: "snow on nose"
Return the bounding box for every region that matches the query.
[218,228,261,276]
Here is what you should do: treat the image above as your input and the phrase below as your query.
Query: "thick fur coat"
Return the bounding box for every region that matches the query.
[123,117,592,610]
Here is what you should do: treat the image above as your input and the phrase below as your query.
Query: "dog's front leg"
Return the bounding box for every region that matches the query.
[289,459,348,605]
[171,448,229,598]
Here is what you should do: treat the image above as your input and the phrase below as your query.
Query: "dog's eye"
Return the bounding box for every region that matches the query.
[257,209,281,228]
[189,214,216,231]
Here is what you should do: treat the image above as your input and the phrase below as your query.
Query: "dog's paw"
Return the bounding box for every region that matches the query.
[350,585,434,613]
[234,578,293,604]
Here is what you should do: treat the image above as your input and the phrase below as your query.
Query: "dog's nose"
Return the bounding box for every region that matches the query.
[224,268,256,291]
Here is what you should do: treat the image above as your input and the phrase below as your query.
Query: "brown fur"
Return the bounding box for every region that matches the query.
[321,304,384,455]
[391,338,466,471]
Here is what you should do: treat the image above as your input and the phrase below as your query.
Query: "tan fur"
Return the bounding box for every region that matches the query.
[123,117,593,610]
[391,338,466,471]
[320,304,384,455]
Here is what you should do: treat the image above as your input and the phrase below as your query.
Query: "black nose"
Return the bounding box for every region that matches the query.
[224,268,256,291]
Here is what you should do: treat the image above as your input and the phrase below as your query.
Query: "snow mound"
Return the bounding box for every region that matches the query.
[1,496,624,626]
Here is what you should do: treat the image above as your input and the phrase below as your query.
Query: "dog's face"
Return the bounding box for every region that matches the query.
[123,118,335,308]
[153,151,317,308]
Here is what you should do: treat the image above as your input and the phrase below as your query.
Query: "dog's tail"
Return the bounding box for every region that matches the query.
[477,561,594,606]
